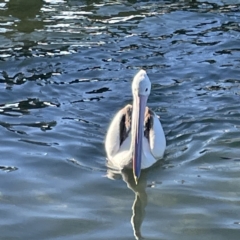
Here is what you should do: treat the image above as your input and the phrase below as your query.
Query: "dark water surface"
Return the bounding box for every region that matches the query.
[1,0,240,239]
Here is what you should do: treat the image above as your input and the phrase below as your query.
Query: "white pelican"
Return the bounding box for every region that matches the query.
[105,70,166,183]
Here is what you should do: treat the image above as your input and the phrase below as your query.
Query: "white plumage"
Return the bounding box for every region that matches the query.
[105,70,166,180]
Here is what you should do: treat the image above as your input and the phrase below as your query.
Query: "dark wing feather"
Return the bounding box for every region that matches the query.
[144,107,154,141]
[119,104,132,146]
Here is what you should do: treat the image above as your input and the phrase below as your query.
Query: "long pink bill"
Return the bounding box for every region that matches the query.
[133,95,147,184]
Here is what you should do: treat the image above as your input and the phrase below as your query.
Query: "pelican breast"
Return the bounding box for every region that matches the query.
[105,104,165,169]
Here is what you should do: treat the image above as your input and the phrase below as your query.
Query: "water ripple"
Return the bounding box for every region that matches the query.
[0,99,59,116]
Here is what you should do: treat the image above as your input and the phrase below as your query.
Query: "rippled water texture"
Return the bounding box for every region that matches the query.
[0,0,240,239]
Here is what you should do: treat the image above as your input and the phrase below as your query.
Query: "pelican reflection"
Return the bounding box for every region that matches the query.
[107,168,148,240]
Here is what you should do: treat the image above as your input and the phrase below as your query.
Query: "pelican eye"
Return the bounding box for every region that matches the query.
[145,88,148,92]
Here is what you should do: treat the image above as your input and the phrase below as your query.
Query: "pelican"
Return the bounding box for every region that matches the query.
[105,70,166,183]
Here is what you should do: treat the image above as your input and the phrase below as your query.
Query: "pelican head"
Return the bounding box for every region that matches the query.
[131,70,151,183]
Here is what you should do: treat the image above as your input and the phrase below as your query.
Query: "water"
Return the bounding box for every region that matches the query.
[0,0,240,239]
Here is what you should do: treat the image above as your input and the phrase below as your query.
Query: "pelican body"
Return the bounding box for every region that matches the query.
[105,70,166,182]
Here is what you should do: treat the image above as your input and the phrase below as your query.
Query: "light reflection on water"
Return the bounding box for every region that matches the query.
[0,0,240,239]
